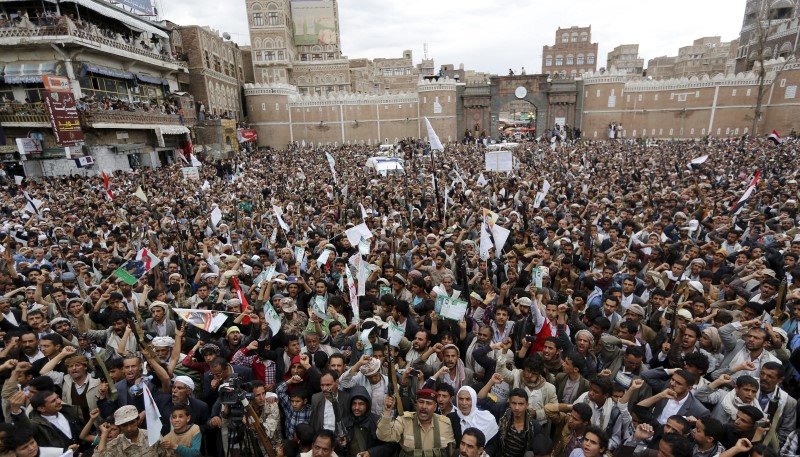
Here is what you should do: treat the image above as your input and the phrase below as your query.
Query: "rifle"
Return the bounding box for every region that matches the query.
[129,295,160,362]
[92,352,118,402]
[386,344,404,415]
[773,278,790,327]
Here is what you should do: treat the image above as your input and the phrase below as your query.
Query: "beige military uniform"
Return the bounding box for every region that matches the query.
[376,412,455,457]
[95,429,167,457]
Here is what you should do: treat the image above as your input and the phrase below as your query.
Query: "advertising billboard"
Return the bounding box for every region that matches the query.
[291,0,337,46]
[41,76,84,147]
[118,0,154,15]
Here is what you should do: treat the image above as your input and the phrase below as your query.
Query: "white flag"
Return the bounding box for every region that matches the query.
[477,173,488,187]
[479,208,510,259]
[345,223,373,246]
[534,179,551,208]
[190,154,202,167]
[210,207,223,227]
[325,152,337,183]
[317,248,332,265]
[359,203,369,220]
[134,186,148,203]
[201,180,211,191]
[263,303,282,336]
[142,383,162,446]
[425,117,444,152]
[273,205,291,232]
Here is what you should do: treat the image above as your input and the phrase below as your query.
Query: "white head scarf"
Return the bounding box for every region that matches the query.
[455,386,499,441]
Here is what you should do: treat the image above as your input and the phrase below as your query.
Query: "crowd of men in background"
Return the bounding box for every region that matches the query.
[0,133,796,457]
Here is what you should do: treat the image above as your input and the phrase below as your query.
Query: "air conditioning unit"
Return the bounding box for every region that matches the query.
[75,156,95,168]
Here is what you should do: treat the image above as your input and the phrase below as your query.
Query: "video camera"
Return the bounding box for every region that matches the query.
[218,377,254,406]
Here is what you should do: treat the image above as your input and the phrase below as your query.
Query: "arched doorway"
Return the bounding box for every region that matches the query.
[499,99,537,139]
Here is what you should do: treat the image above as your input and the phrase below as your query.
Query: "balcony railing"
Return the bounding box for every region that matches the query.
[0,25,187,69]
[0,102,49,124]
[81,109,196,127]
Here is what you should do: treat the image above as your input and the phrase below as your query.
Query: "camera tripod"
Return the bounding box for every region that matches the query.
[226,412,263,457]
[224,393,276,457]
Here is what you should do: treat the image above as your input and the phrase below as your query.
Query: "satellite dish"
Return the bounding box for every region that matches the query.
[222,32,231,40]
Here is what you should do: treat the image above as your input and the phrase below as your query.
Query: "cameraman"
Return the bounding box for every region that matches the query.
[206,357,254,455]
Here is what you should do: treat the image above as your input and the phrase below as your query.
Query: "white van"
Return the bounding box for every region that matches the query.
[365,157,405,176]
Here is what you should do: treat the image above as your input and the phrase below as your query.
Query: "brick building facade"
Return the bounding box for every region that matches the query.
[174,25,245,119]
[735,0,800,72]
[580,60,800,140]
[541,26,598,79]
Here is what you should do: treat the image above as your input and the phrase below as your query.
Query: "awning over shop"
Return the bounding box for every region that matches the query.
[79,63,134,80]
[159,126,190,135]
[155,125,189,148]
[59,0,169,38]
[2,62,65,84]
[135,73,169,86]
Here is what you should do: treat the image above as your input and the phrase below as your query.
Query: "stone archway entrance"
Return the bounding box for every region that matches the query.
[490,75,548,140]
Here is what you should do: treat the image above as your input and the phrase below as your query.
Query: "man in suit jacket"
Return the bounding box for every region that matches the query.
[97,352,172,420]
[143,300,177,338]
[636,368,709,424]
[390,300,418,341]
[551,352,590,404]
[311,369,351,435]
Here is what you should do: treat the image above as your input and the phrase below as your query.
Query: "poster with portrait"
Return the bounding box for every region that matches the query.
[291,0,338,46]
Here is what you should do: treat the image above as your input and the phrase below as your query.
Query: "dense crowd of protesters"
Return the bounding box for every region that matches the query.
[0,134,797,457]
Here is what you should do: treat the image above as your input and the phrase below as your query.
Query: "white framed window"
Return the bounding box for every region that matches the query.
[577,55,584,65]
[732,89,737,96]
[555,56,563,66]
[545,56,552,66]
[566,55,574,65]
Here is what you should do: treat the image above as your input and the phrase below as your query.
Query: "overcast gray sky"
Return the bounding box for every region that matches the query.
[159,0,745,75]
